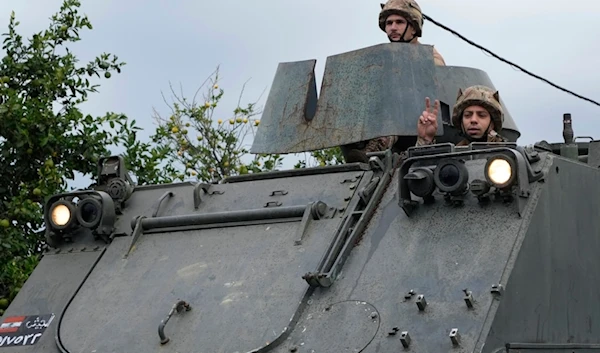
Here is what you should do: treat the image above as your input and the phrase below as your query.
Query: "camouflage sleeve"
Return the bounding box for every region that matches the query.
[487,130,507,143]
[363,136,398,153]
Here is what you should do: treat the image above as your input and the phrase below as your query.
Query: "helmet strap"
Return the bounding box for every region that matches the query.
[388,24,415,43]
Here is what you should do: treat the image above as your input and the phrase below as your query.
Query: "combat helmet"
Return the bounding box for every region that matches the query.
[452,85,504,132]
[378,0,424,37]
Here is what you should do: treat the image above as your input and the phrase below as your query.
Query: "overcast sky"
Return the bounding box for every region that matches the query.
[2,0,599,186]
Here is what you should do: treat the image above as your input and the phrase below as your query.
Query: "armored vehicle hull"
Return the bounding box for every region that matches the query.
[3,143,600,352]
[3,43,600,352]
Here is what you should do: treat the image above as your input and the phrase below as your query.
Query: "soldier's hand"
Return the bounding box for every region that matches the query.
[417,97,439,141]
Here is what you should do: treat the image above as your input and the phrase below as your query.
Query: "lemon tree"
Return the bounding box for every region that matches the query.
[0,0,143,309]
[133,67,286,184]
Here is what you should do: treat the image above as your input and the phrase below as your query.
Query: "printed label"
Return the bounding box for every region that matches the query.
[0,314,54,348]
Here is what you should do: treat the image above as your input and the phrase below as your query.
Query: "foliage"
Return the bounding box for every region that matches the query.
[0,0,141,312]
[126,68,286,185]
[294,147,345,168]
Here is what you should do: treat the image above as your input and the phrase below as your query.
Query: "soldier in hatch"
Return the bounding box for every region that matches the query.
[379,0,446,66]
[416,85,508,147]
[341,0,446,163]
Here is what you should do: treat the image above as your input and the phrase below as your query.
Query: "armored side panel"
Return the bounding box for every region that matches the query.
[588,140,600,168]
[2,160,396,352]
[251,43,521,154]
[0,250,103,351]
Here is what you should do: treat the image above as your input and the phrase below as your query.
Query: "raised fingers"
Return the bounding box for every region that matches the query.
[424,97,430,112]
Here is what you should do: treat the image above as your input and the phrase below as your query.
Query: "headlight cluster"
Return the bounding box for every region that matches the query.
[45,191,116,238]
[404,153,517,200]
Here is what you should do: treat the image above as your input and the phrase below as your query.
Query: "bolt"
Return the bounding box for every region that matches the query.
[400,331,411,348]
[416,294,427,311]
[463,289,474,309]
[449,328,460,346]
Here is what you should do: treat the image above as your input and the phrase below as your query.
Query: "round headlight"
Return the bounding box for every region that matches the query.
[485,155,516,189]
[434,159,469,194]
[49,201,76,230]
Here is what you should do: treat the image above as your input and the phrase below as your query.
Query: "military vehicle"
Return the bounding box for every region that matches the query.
[2,43,600,353]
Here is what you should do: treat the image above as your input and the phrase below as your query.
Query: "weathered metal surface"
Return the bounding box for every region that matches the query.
[25,165,378,353]
[588,140,600,168]
[0,250,104,352]
[6,143,600,352]
[111,168,368,237]
[483,156,600,351]
[251,43,441,154]
[251,43,523,154]
[58,221,340,352]
[434,66,520,142]
[271,156,538,353]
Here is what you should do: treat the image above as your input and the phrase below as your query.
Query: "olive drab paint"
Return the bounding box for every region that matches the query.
[3,43,600,353]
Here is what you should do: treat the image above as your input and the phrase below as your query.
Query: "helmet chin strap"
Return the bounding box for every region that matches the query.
[388,25,415,43]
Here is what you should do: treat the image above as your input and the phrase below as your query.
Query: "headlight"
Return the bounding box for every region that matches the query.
[434,159,469,194]
[485,154,516,189]
[49,201,76,230]
[45,191,117,237]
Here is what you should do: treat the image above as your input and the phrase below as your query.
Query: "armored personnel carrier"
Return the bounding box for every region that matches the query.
[2,43,600,353]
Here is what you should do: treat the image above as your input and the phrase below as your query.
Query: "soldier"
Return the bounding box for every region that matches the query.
[379,0,446,66]
[341,0,445,163]
[416,85,508,147]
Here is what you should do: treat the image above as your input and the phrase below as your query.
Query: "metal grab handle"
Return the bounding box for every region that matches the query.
[158,300,192,345]
[575,136,595,142]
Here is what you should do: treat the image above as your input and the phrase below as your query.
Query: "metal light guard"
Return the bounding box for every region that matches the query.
[44,190,116,245]
[398,146,534,217]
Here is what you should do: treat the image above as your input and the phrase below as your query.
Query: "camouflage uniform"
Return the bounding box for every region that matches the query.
[416,85,507,147]
[342,0,445,163]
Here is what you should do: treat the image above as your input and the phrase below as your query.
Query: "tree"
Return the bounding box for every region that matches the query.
[0,0,142,312]
[124,67,345,186]
[126,68,286,184]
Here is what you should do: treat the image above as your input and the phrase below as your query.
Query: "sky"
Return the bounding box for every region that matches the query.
[2,0,600,187]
